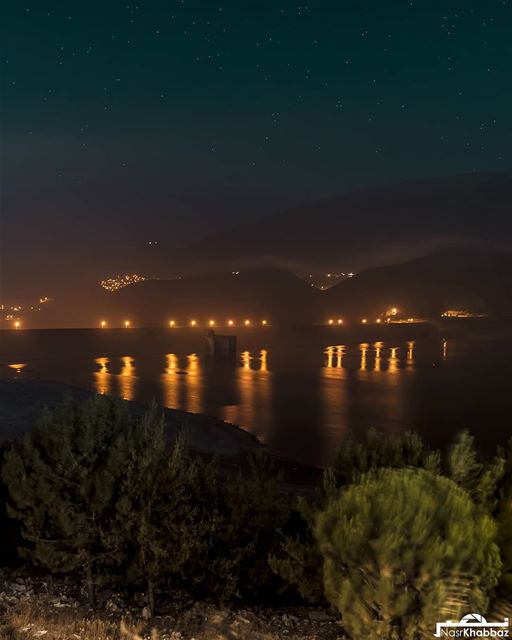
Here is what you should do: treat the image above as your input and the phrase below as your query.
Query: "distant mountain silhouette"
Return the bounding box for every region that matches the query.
[29,250,512,328]
[35,268,321,328]
[323,248,512,320]
[186,171,512,273]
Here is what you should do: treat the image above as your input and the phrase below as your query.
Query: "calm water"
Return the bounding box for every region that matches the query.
[5,337,512,466]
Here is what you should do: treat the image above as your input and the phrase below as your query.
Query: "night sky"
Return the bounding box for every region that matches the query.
[2,1,512,302]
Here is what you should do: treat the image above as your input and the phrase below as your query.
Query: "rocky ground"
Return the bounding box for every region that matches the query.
[0,573,344,640]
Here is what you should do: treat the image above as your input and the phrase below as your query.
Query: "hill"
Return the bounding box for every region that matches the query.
[186,171,512,273]
[18,250,512,328]
[34,268,321,328]
[322,248,512,320]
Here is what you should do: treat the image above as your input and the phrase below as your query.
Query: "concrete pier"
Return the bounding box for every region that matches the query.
[204,330,237,360]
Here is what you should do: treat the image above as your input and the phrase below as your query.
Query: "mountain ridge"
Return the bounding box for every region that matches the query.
[184,170,512,274]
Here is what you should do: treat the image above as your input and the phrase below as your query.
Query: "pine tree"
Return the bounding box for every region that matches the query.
[269,494,325,604]
[333,427,441,485]
[115,407,212,616]
[492,436,512,602]
[446,431,505,512]
[2,395,132,605]
[222,452,290,599]
[314,468,501,640]
[177,450,290,603]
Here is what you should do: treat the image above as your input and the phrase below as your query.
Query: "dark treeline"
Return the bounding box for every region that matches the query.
[2,398,512,639]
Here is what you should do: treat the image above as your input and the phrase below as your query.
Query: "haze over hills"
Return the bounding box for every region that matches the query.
[4,170,512,311]
[185,170,512,274]
[34,268,321,329]
[24,248,512,329]
[324,248,512,321]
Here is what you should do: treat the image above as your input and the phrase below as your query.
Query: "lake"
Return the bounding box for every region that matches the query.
[2,326,512,467]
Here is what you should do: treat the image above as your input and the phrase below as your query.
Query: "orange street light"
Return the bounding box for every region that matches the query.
[244,319,251,326]
[124,320,131,328]
[14,320,21,329]
[100,320,107,328]
[337,318,343,325]
[190,320,197,327]
[261,319,268,326]
[362,318,367,324]
[328,319,334,325]
[228,319,234,326]
[209,319,215,327]
[169,320,175,327]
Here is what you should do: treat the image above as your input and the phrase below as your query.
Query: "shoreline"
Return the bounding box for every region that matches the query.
[0,375,323,489]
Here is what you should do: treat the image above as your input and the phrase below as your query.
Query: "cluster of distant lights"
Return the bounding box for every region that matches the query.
[99,319,269,329]
[308,272,355,279]
[326,308,416,325]
[308,272,355,290]
[100,274,148,292]
[1,297,52,321]
[327,317,416,325]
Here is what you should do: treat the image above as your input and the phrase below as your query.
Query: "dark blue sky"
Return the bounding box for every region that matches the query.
[2,0,512,300]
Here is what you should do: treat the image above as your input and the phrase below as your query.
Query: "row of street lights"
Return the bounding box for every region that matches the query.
[99,319,269,329]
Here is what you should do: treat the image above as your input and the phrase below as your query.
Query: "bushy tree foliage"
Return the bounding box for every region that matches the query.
[446,431,504,512]
[191,451,290,602]
[333,428,441,485]
[491,437,512,600]
[269,494,325,604]
[226,452,290,600]
[2,395,289,611]
[2,395,132,604]
[6,393,510,627]
[114,405,214,615]
[314,468,501,640]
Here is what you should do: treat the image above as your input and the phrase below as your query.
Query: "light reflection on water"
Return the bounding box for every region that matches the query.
[120,356,136,401]
[17,337,512,467]
[94,357,110,395]
[89,342,423,457]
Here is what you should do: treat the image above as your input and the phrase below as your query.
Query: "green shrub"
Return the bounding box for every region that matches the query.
[314,468,500,640]
[2,395,133,605]
[113,405,215,615]
[492,437,512,600]
[1,394,290,608]
[446,431,504,512]
[333,428,440,485]
[194,451,290,602]
[269,495,325,604]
